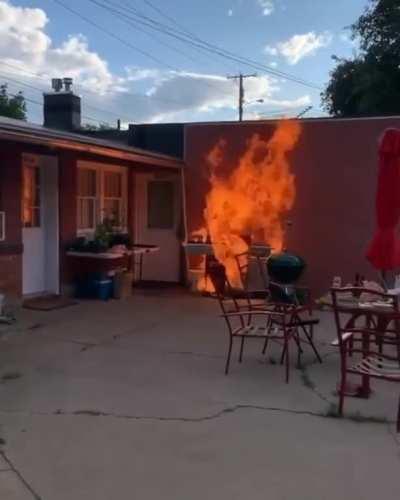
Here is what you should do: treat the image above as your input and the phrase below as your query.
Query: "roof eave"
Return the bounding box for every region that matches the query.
[0,129,184,169]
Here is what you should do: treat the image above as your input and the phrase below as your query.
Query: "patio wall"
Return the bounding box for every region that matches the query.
[184,117,400,296]
[0,145,23,297]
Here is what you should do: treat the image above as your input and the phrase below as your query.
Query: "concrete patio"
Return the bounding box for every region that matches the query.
[0,289,399,500]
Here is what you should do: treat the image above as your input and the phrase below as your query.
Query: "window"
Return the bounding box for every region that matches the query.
[147,181,174,229]
[77,168,97,231]
[103,171,124,226]
[77,164,127,234]
[22,165,41,227]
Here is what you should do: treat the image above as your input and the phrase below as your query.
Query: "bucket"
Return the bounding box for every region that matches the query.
[93,279,113,301]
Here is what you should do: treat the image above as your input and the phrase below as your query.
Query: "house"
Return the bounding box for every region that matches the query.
[129,116,400,296]
[0,82,185,301]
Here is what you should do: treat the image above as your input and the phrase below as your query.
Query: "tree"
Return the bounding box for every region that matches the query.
[322,0,400,117]
[0,84,27,120]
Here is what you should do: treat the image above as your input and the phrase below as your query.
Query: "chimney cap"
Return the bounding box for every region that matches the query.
[50,77,74,93]
[63,77,73,92]
[51,78,63,92]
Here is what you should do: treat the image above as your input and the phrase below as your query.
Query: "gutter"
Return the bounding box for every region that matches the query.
[0,129,184,170]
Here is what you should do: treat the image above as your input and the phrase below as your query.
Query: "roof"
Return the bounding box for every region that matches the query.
[134,115,400,128]
[0,116,184,169]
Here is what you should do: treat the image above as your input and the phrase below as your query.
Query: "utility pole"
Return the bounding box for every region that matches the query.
[227,73,257,121]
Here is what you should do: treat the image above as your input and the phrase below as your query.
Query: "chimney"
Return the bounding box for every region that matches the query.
[43,78,81,131]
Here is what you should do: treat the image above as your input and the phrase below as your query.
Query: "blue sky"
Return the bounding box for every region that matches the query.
[0,0,369,125]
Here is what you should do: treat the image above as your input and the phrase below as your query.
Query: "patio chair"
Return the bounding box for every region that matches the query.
[209,263,304,382]
[234,251,270,308]
[265,281,322,365]
[331,287,400,431]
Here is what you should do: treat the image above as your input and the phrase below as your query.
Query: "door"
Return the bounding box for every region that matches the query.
[22,154,59,295]
[135,173,181,282]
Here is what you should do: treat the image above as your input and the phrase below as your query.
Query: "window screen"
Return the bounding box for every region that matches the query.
[77,168,98,231]
[147,181,174,229]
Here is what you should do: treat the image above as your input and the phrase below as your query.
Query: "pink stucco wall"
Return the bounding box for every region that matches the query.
[184,117,400,296]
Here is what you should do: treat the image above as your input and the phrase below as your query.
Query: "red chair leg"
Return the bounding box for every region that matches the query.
[397,395,400,433]
[285,337,290,383]
[239,337,245,363]
[262,336,269,354]
[225,338,233,375]
[338,370,347,416]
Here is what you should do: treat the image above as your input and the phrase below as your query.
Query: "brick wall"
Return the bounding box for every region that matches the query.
[58,151,78,289]
[0,145,22,298]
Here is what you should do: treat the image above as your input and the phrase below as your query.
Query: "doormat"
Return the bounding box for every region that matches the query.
[23,295,78,311]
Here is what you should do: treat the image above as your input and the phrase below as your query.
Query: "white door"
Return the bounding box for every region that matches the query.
[135,173,182,282]
[22,154,59,296]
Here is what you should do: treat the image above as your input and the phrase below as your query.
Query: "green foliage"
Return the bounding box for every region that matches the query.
[322,0,400,117]
[0,83,27,120]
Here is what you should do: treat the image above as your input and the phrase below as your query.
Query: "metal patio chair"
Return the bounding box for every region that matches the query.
[331,287,400,431]
[267,281,322,365]
[209,263,303,382]
[234,251,270,308]
[252,250,321,365]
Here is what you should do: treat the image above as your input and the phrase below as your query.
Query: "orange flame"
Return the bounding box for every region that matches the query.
[194,120,302,288]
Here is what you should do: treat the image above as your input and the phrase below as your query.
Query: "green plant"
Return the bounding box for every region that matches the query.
[110,232,132,248]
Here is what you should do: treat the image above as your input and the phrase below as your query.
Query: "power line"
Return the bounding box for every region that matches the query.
[92,0,321,90]
[52,0,181,71]
[51,0,233,102]
[0,60,185,109]
[83,0,234,97]
[5,87,105,125]
[136,0,239,71]
[0,72,131,122]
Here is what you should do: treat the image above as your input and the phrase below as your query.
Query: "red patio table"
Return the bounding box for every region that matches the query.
[318,293,399,397]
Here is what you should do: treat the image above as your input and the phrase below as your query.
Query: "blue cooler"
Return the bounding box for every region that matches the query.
[93,279,113,301]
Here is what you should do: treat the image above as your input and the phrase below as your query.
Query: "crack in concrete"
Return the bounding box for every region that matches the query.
[0,449,43,500]
[0,404,396,426]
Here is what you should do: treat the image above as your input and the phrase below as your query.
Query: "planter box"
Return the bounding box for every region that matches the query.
[66,251,132,279]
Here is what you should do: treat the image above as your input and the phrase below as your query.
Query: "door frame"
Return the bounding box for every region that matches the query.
[22,153,60,296]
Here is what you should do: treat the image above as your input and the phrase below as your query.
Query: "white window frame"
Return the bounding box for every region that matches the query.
[0,211,5,241]
[77,164,98,233]
[77,162,128,237]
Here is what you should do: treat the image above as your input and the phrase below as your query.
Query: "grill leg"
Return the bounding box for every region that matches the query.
[301,324,322,364]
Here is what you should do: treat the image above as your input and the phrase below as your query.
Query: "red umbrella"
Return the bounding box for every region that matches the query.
[367,128,400,271]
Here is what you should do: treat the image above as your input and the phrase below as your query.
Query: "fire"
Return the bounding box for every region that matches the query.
[195,120,302,288]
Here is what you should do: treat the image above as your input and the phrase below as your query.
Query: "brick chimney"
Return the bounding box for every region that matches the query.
[43,78,81,131]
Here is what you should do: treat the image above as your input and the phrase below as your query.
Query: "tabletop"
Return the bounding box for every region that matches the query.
[317,293,400,317]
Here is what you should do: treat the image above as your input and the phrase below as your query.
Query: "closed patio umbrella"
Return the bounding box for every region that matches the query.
[366,128,400,274]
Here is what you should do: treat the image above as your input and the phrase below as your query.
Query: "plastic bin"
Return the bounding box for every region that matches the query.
[93,279,113,301]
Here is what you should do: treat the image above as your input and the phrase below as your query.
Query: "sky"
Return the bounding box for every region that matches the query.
[0,0,369,127]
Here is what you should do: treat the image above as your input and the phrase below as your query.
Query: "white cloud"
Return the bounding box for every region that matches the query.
[265,31,332,65]
[0,0,312,124]
[269,61,278,68]
[258,0,275,16]
[339,31,359,48]
[228,8,233,16]
[265,45,278,56]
